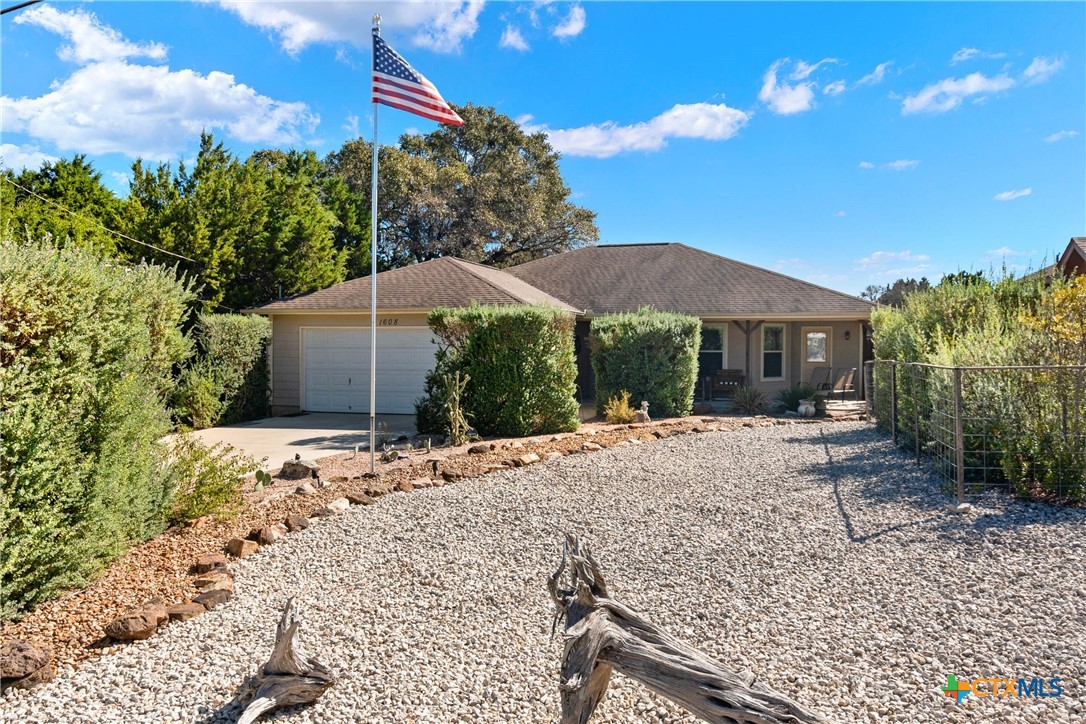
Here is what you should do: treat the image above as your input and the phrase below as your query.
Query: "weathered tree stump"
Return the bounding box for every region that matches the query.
[549,534,820,724]
[235,598,335,724]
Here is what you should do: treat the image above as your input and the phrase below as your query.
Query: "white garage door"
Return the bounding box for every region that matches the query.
[303,328,437,414]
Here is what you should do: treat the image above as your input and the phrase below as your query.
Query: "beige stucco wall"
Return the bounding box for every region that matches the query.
[266,312,430,415]
[700,319,866,397]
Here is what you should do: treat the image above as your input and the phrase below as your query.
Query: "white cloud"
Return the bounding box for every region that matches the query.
[994,188,1031,202]
[500,24,530,51]
[15,4,167,64]
[2,7,318,160]
[856,250,934,279]
[552,5,586,39]
[215,0,484,54]
[0,143,59,172]
[950,47,1006,65]
[1022,56,1065,85]
[985,246,1034,258]
[884,159,919,171]
[835,211,846,217]
[901,72,1015,114]
[343,114,360,138]
[3,62,317,160]
[108,171,131,190]
[856,61,893,86]
[523,101,750,158]
[791,57,838,80]
[823,80,847,96]
[759,59,816,115]
[1045,130,1079,143]
[859,159,918,171]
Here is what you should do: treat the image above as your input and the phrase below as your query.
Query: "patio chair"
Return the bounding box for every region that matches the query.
[827,368,857,399]
[809,366,833,392]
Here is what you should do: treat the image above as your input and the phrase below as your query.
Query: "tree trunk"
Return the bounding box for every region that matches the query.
[549,534,820,724]
[236,597,335,724]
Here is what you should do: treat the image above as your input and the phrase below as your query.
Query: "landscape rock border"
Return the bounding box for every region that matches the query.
[0,411,862,689]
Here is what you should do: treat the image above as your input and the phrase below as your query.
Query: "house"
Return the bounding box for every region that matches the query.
[247,243,873,415]
[1057,237,1086,277]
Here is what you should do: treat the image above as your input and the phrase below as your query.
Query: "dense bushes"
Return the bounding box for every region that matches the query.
[871,272,1085,500]
[415,304,579,437]
[590,308,701,418]
[0,241,194,620]
[173,314,271,429]
[165,434,259,523]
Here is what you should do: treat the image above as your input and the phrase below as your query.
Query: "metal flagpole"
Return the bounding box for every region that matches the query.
[369,14,381,474]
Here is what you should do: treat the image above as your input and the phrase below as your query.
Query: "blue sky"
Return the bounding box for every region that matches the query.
[2,1,1083,295]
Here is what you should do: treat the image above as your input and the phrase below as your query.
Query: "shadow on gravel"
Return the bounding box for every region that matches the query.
[786,425,1086,545]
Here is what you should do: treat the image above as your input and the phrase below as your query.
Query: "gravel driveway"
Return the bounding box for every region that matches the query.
[3,422,1084,723]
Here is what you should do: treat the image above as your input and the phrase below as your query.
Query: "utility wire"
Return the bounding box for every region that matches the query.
[2,175,196,263]
[1,0,44,16]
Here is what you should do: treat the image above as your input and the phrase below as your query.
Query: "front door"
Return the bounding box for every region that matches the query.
[800,326,832,389]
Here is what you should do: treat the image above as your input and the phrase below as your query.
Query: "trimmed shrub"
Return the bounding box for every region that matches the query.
[173,313,270,428]
[0,240,194,620]
[775,383,818,413]
[732,386,766,415]
[603,390,637,424]
[417,304,579,437]
[165,434,260,523]
[590,308,701,419]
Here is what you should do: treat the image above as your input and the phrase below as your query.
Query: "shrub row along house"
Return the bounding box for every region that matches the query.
[247,243,873,415]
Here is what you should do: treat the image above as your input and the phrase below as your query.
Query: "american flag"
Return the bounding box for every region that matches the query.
[372,35,464,126]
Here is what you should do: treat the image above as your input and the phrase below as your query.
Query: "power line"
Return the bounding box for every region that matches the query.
[1,0,43,16]
[2,175,196,262]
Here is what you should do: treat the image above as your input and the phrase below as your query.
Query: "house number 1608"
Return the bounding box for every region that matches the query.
[379,319,399,326]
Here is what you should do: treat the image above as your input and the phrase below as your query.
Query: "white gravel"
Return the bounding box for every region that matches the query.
[2,422,1084,723]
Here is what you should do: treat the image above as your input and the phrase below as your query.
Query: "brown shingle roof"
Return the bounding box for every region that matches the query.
[505,243,873,317]
[249,256,580,313]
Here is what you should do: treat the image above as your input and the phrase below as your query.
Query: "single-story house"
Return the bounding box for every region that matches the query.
[1057,237,1085,277]
[247,243,873,415]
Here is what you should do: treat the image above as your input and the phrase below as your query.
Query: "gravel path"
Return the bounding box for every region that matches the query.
[2,422,1084,723]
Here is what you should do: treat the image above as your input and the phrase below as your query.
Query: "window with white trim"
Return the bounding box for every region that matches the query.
[698,325,727,380]
[762,324,785,380]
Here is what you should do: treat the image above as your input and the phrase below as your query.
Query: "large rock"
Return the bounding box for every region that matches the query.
[281,459,320,480]
[0,639,51,680]
[285,513,311,531]
[258,523,289,545]
[167,602,205,622]
[312,497,350,517]
[226,538,259,558]
[346,492,375,506]
[195,553,227,573]
[194,588,233,610]
[104,599,168,641]
[193,570,233,590]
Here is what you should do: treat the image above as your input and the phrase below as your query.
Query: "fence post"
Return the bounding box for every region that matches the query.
[912,365,921,464]
[890,363,898,446]
[952,367,965,503]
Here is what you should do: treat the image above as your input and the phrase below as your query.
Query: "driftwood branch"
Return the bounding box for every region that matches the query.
[236,598,335,724]
[549,534,820,724]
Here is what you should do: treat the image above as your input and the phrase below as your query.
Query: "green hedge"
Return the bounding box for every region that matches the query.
[173,313,271,428]
[0,241,195,620]
[590,307,701,418]
[416,304,579,437]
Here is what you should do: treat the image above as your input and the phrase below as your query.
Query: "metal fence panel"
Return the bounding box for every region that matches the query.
[866,361,1086,502]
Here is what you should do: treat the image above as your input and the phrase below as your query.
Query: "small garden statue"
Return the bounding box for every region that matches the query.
[634,401,651,424]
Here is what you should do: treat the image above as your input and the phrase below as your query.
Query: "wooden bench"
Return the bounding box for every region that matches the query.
[710,369,745,399]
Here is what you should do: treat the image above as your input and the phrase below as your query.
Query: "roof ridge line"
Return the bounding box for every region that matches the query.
[677,243,873,306]
[446,257,537,305]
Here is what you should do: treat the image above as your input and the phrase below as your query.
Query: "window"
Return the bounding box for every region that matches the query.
[806,331,828,363]
[698,325,726,380]
[762,325,785,380]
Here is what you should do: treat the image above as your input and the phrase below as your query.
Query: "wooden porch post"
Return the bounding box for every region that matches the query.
[732,320,763,385]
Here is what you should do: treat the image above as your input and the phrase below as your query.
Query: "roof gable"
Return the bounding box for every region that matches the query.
[249,256,580,313]
[505,243,873,317]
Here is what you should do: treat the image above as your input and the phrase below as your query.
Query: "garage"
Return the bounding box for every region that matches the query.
[303,328,437,414]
